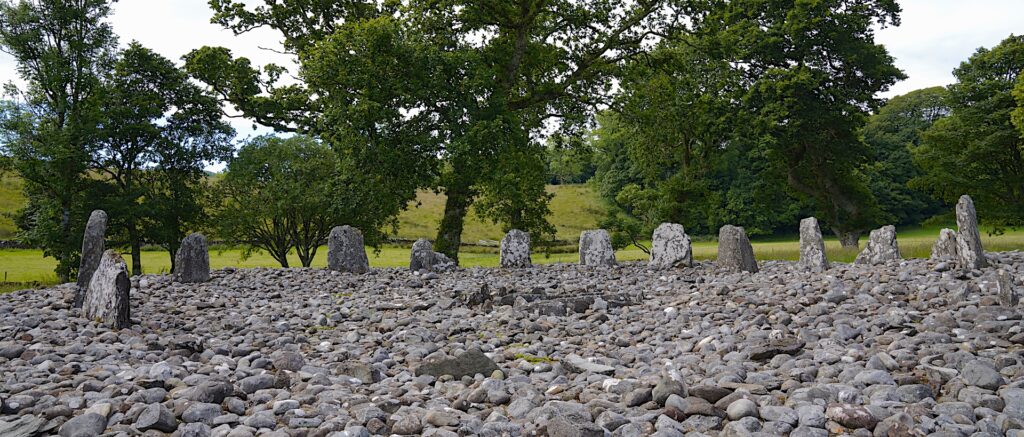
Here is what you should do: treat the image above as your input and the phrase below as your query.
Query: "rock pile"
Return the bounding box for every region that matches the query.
[74,210,107,308]
[328,225,370,274]
[649,223,693,269]
[716,225,758,272]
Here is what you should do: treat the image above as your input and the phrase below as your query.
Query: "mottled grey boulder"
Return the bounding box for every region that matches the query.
[649,223,692,269]
[955,194,987,269]
[854,225,901,265]
[174,233,209,283]
[82,250,130,329]
[717,225,757,273]
[414,348,499,379]
[409,239,456,272]
[797,217,829,272]
[328,225,369,274]
[931,228,958,260]
[75,210,107,308]
[500,229,531,268]
[998,270,1019,307]
[579,229,616,266]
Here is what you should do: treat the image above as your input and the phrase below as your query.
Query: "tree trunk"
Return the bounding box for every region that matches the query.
[59,204,72,283]
[834,228,861,248]
[127,220,142,276]
[167,247,177,274]
[435,181,474,264]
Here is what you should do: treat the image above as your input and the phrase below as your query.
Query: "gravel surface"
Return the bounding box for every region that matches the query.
[1,252,1023,436]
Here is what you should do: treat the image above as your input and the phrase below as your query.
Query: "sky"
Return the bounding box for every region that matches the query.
[1,0,1023,139]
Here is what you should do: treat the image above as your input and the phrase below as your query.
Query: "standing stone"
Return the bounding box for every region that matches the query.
[410,239,436,272]
[328,226,370,274]
[955,194,987,269]
[649,223,692,269]
[500,229,531,268]
[579,229,616,266]
[931,228,958,260]
[717,225,758,273]
[174,233,210,283]
[997,270,1019,307]
[74,210,107,308]
[82,250,131,329]
[797,217,829,272]
[854,225,901,265]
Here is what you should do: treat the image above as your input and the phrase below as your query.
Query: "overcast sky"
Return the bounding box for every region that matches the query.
[2,0,1023,140]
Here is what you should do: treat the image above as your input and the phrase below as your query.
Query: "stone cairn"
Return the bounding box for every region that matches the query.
[174,233,210,283]
[717,225,758,273]
[855,225,901,265]
[499,229,531,268]
[579,229,616,266]
[328,225,370,274]
[956,194,987,270]
[798,217,829,272]
[648,223,692,269]
[82,250,131,329]
[409,238,456,272]
[931,228,958,260]
[74,210,107,308]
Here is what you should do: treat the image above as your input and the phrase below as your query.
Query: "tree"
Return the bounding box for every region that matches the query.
[0,0,117,281]
[546,136,595,185]
[860,87,947,226]
[187,0,673,263]
[90,42,235,274]
[913,35,1024,229]
[695,0,905,246]
[214,135,386,267]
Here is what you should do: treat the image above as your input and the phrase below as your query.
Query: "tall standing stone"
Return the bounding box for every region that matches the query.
[328,226,370,274]
[74,210,107,308]
[854,225,901,265]
[717,225,758,273]
[174,233,210,283]
[955,194,987,269]
[579,229,616,266]
[82,250,131,329]
[931,228,958,260]
[649,223,692,269]
[997,270,1019,307]
[500,229,531,268]
[798,217,829,272]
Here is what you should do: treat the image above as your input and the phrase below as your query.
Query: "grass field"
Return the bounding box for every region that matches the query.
[0,174,25,239]
[2,226,1021,291]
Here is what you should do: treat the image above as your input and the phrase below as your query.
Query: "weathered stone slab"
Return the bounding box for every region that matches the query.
[82,250,131,329]
[931,228,958,260]
[414,348,498,379]
[955,194,987,269]
[328,225,369,274]
[75,210,107,308]
[500,229,531,268]
[579,229,616,266]
[997,270,1019,307]
[749,338,805,361]
[649,223,692,269]
[717,225,758,273]
[798,217,829,272]
[174,233,210,283]
[854,225,901,265]
[409,238,455,272]
[563,355,615,375]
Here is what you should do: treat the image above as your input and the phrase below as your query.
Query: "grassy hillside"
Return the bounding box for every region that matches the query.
[0,174,24,239]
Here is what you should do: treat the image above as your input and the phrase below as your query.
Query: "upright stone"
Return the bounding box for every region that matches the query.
[931,228,958,260]
[579,229,616,266]
[798,217,829,272]
[649,223,692,269]
[955,194,987,269]
[328,226,370,274]
[410,238,436,272]
[82,250,130,329]
[174,233,210,283]
[854,225,901,265]
[997,270,1019,307]
[74,210,107,308]
[500,229,531,268]
[717,225,758,273]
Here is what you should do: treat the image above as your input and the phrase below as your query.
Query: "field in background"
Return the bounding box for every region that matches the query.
[3,226,1022,291]
[0,174,25,239]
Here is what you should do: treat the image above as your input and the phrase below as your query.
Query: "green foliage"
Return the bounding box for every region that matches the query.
[912,35,1024,229]
[214,135,389,267]
[861,87,948,226]
[1014,74,1024,137]
[546,136,595,185]
[0,0,117,281]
